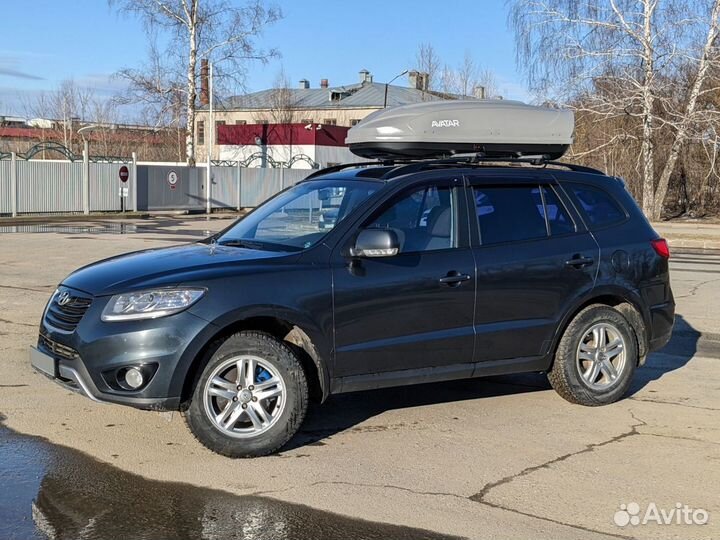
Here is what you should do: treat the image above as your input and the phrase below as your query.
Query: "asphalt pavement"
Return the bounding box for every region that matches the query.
[0,217,718,540]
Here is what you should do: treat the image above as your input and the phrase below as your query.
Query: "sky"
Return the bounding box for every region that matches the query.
[0,0,530,118]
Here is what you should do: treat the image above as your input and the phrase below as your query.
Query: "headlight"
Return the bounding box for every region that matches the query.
[101,288,205,322]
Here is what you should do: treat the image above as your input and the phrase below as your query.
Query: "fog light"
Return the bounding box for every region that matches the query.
[124,368,144,389]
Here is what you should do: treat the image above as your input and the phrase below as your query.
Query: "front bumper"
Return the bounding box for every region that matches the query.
[30,345,180,410]
[32,291,218,411]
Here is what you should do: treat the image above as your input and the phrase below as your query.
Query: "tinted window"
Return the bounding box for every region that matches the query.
[366,185,454,253]
[541,186,576,235]
[473,186,547,245]
[568,184,625,227]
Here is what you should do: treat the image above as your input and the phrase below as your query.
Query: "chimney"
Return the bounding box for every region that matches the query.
[408,71,429,92]
[359,69,372,84]
[200,59,209,106]
[299,79,310,89]
[473,85,486,99]
[320,78,329,88]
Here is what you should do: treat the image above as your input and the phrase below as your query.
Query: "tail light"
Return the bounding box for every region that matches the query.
[651,238,670,259]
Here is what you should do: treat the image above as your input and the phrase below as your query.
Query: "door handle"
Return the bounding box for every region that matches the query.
[565,255,594,268]
[439,272,471,286]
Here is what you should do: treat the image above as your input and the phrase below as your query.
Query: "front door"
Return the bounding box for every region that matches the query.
[332,178,476,377]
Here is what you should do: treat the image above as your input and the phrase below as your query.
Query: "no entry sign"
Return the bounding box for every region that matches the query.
[119,165,129,183]
[167,170,178,190]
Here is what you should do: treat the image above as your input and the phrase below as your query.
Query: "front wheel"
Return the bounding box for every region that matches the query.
[185,331,308,457]
[548,305,638,406]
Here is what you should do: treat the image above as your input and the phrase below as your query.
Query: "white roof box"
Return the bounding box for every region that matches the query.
[346,100,574,160]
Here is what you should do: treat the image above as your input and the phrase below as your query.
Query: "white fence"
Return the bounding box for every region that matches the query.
[0,154,313,215]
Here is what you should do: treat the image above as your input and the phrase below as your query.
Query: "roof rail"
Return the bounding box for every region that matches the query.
[303,155,606,182]
[303,161,386,180]
[380,156,605,180]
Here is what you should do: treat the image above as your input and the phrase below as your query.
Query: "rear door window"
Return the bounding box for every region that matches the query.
[472,186,548,245]
[567,184,626,228]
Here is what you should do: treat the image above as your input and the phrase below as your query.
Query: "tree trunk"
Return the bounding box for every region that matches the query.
[640,0,656,219]
[653,0,720,220]
[185,1,198,166]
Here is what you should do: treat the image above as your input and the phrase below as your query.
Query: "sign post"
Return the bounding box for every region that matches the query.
[119,165,130,212]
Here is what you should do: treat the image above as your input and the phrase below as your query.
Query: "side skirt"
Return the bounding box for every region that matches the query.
[330,355,551,394]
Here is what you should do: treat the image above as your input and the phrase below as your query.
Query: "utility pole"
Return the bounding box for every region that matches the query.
[206,61,213,215]
[384,70,409,108]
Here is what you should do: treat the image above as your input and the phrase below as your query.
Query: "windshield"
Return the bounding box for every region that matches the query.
[217,179,381,251]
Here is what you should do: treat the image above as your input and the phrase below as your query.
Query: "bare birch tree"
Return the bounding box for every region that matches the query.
[415,42,442,90]
[440,50,500,98]
[510,0,720,219]
[110,0,281,165]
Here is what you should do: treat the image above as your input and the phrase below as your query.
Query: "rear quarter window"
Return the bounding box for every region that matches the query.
[566,183,626,228]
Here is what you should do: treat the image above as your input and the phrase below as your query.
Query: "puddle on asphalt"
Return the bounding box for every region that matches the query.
[0,425,461,540]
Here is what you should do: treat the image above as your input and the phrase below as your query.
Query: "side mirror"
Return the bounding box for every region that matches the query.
[350,229,399,258]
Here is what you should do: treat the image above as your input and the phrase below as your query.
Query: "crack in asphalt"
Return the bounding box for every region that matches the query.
[0,284,54,293]
[640,432,720,446]
[628,396,720,411]
[0,317,36,328]
[474,499,634,540]
[253,480,632,539]
[469,413,647,505]
[675,277,720,299]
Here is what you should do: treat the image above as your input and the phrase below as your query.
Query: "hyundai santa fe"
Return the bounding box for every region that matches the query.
[30,158,674,457]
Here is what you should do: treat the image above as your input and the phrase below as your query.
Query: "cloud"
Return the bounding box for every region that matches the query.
[0,67,44,81]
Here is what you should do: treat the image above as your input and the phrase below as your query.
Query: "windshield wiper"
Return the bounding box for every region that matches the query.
[218,239,268,250]
[218,239,302,252]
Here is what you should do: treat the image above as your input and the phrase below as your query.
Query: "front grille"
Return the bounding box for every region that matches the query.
[38,331,80,361]
[43,289,92,332]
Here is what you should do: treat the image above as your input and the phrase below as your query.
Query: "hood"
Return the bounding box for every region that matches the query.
[62,243,293,296]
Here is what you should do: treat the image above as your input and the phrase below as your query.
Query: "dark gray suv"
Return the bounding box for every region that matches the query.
[30,158,674,457]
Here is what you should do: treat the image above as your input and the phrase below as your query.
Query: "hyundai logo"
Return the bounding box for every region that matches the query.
[57,291,71,306]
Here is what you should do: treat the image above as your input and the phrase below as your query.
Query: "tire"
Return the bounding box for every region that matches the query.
[548,304,638,406]
[185,331,308,458]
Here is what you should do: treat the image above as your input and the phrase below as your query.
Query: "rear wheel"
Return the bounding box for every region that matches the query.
[548,305,637,406]
[185,331,308,457]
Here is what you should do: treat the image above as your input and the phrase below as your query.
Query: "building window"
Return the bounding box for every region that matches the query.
[323,118,337,126]
[301,118,313,124]
[235,120,247,125]
[350,119,362,126]
[256,119,269,124]
[215,120,226,138]
[197,121,205,145]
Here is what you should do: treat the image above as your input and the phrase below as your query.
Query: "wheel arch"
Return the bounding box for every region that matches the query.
[179,308,331,408]
[549,286,650,368]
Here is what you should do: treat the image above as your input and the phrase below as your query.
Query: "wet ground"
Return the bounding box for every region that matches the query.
[0,424,460,540]
[1,218,719,539]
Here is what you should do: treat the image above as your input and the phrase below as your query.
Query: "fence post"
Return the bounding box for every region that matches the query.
[82,141,90,214]
[280,165,285,190]
[205,163,212,215]
[131,152,138,212]
[236,161,242,211]
[10,152,17,217]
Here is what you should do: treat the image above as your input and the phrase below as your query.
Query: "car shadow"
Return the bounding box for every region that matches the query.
[627,313,700,394]
[286,372,550,451]
[286,314,700,451]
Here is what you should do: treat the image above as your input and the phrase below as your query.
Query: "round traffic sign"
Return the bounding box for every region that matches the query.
[167,170,178,190]
[119,165,129,183]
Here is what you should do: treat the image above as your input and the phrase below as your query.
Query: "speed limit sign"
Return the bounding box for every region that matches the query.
[167,170,178,190]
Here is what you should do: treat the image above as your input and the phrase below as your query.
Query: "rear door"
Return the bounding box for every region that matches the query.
[466,175,599,362]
